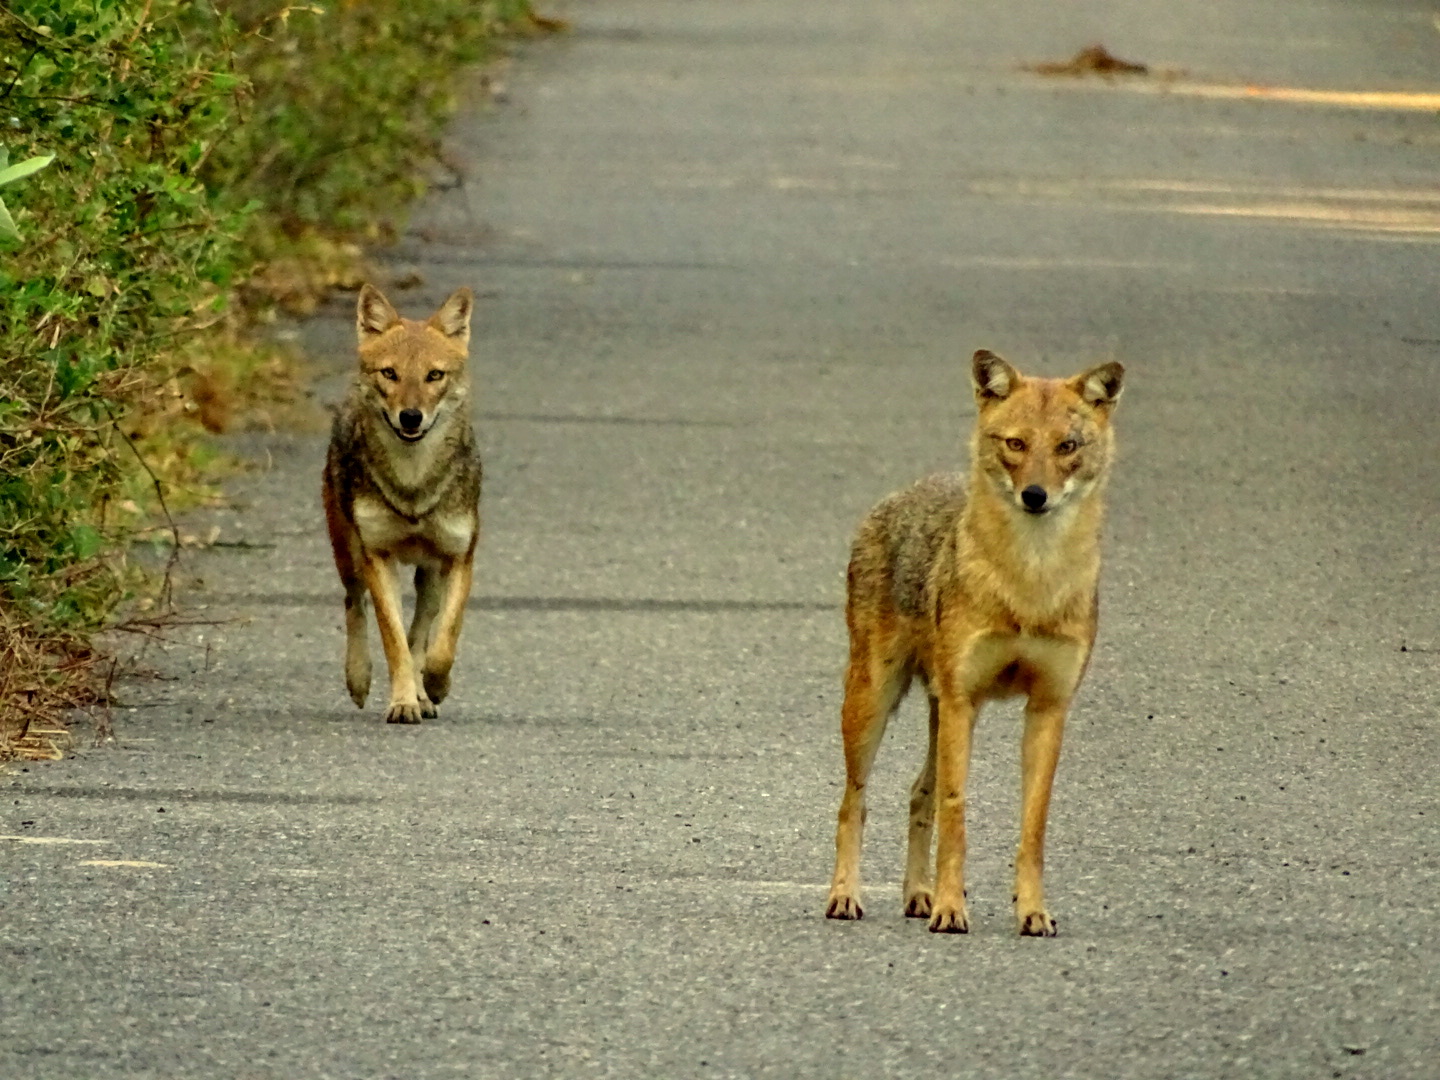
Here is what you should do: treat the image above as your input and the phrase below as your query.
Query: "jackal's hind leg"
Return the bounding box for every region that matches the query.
[826,638,911,921]
[902,695,940,917]
[325,491,371,709]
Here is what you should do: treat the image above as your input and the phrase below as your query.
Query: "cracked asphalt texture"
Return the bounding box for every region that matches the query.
[5,1,1440,1076]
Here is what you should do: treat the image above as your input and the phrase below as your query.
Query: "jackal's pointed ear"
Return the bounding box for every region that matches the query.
[971,350,1019,404]
[357,284,401,339]
[1071,361,1125,411]
[429,287,474,346]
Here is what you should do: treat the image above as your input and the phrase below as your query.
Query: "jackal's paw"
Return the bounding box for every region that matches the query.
[411,675,437,718]
[385,701,425,725]
[422,667,451,705]
[345,658,372,709]
[927,902,970,934]
[902,888,933,918]
[825,888,864,920]
[1017,909,1057,937]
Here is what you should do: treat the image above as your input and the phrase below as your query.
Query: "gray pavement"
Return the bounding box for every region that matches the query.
[5,1,1440,1076]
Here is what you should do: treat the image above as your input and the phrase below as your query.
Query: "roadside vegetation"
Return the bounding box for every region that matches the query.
[0,0,539,757]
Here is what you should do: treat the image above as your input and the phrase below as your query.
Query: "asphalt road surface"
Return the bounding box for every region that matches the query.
[5,1,1440,1077]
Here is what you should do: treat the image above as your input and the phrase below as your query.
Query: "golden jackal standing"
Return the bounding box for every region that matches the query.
[322,284,482,724]
[825,350,1124,935]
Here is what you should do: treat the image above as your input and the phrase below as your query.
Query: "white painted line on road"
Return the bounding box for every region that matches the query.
[747,881,894,896]
[76,859,170,869]
[658,880,903,895]
[1195,285,1328,296]
[0,835,108,845]
[743,881,834,893]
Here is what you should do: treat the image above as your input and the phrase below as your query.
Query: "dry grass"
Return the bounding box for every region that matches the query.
[0,612,104,762]
[241,234,370,319]
[172,334,326,437]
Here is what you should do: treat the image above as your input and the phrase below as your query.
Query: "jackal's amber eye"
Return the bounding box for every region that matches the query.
[380,367,398,382]
[1005,438,1026,452]
[1056,439,1078,455]
[425,369,445,382]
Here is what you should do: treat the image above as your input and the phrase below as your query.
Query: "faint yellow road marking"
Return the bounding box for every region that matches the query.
[1174,83,1440,111]
[959,176,1440,235]
[1094,179,1440,204]
[938,255,1184,271]
[966,177,1440,205]
[1039,76,1440,113]
[77,859,170,869]
[800,71,1440,114]
[1165,201,1440,233]
[0,835,108,845]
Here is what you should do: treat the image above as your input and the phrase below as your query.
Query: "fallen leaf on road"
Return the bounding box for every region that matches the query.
[1028,44,1149,78]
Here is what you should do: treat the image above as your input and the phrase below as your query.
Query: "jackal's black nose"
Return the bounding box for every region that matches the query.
[398,408,423,433]
[1021,485,1048,512]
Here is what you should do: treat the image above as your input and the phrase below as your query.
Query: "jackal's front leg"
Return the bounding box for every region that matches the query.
[929,691,977,934]
[1014,700,1068,936]
[408,565,443,719]
[362,554,426,724]
[421,552,474,707]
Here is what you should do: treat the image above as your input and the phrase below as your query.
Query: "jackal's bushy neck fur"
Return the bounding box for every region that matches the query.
[945,352,1123,628]
[958,455,1105,625]
[351,395,475,518]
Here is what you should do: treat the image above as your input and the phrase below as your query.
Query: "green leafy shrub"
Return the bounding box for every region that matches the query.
[210,0,532,237]
[0,147,55,239]
[0,1,250,632]
[0,0,534,747]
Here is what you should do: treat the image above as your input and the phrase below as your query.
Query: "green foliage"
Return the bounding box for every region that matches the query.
[0,0,249,632]
[208,0,533,237]
[0,147,55,239]
[0,0,530,707]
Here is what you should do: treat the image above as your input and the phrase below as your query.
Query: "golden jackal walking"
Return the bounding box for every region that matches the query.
[825,350,1125,935]
[322,284,482,724]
